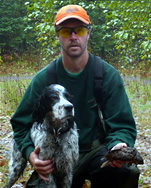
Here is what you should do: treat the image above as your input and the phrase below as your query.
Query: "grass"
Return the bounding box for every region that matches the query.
[124,80,151,186]
[0,79,31,115]
[0,56,49,77]
[125,80,151,129]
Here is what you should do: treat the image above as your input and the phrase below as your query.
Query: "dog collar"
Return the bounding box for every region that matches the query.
[51,125,73,136]
[49,119,74,136]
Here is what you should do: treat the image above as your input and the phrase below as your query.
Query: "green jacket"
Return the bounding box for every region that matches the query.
[11,53,137,160]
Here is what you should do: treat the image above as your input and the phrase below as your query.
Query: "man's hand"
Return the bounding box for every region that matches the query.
[109,143,127,168]
[29,146,54,182]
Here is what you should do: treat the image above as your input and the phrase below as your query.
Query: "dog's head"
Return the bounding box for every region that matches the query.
[32,84,74,134]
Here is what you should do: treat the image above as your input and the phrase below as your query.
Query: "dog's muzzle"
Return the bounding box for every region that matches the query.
[50,115,74,136]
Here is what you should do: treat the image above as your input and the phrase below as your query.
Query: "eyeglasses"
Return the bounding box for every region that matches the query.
[56,26,90,38]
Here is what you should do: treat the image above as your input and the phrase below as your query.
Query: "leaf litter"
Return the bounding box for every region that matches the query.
[0,112,151,187]
[0,113,34,187]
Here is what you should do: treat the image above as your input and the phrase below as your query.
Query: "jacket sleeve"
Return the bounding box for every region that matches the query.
[101,63,137,150]
[10,67,48,160]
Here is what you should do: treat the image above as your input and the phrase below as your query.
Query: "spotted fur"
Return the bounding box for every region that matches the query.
[4,84,79,188]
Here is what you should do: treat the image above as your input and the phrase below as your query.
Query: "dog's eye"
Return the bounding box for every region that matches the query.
[51,95,59,100]
[64,92,72,101]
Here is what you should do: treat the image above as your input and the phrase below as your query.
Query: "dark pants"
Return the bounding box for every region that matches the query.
[26,143,140,188]
[72,144,140,188]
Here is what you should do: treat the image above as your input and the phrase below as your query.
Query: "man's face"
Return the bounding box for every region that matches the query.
[56,19,91,58]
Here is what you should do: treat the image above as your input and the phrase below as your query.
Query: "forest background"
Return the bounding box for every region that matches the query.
[0,0,151,187]
[0,0,150,67]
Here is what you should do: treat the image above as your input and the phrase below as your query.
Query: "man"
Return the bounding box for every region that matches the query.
[11,5,140,188]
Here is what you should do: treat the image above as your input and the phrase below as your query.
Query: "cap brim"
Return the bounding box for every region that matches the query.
[55,15,90,25]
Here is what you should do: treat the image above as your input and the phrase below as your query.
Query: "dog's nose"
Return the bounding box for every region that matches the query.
[64,104,73,113]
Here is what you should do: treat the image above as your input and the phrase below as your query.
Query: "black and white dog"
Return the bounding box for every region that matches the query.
[4,84,79,188]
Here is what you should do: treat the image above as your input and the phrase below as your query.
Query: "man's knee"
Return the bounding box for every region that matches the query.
[89,164,140,188]
[122,164,140,188]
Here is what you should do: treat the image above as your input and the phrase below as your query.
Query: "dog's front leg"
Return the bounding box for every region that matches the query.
[64,175,73,188]
[59,171,73,188]
[45,174,57,188]
[4,140,27,188]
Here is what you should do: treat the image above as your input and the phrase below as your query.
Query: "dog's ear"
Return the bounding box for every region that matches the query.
[32,88,50,124]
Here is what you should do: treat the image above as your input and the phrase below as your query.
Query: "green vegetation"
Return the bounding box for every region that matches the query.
[0,0,151,187]
[0,79,30,114]
[24,0,150,66]
[0,61,150,117]
[125,80,151,129]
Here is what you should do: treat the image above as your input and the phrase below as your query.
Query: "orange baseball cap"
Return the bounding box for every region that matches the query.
[55,5,91,26]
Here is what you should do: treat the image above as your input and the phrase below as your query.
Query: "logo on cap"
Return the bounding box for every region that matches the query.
[66,7,79,13]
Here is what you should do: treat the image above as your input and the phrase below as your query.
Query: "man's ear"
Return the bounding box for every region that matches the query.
[56,32,59,38]
[88,27,92,35]
[87,28,92,40]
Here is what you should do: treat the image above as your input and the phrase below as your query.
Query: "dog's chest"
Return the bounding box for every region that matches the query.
[39,138,71,159]
[31,125,79,162]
